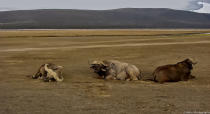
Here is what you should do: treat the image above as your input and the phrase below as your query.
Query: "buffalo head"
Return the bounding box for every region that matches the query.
[185,58,197,65]
[182,58,197,70]
[90,61,110,77]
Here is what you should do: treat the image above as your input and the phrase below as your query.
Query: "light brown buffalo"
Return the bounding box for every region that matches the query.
[152,58,197,83]
[32,63,64,82]
[90,60,142,81]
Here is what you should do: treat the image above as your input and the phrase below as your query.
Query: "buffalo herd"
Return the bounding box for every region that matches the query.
[32,58,197,83]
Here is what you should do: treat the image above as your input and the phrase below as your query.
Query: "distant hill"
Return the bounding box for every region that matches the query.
[0,8,210,29]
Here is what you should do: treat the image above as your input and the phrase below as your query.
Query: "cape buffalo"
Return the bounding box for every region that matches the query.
[32,63,64,82]
[90,60,142,81]
[152,58,197,83]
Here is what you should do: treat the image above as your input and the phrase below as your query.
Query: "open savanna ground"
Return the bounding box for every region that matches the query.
[0,29,210,114]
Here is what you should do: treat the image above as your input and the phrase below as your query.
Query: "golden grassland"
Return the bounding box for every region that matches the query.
[0,29,210,114]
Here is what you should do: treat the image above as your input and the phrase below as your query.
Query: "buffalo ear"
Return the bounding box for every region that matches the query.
[110,63,115,68]
[192,62,197,65]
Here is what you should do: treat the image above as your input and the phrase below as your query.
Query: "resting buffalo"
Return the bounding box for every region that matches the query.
[90,60,142,81]
[152,58,197,83]
[32,63,64,82]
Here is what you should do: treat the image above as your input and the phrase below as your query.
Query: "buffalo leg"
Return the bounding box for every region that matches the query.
[181,75,189,81]
[116,71,127,80]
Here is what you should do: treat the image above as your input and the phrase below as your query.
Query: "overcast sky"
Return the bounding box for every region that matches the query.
[0,0,209,11]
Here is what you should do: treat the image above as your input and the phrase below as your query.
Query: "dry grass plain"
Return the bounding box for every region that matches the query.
[0,29,210,114]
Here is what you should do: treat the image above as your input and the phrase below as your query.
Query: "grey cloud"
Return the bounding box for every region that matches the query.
[186,0,203,10]
[186,0,210,10]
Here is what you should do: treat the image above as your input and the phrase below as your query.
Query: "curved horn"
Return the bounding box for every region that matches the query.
[57,66,64,69]
[188,58,197,65]
[192,61,197,65]
[101,62,108,66]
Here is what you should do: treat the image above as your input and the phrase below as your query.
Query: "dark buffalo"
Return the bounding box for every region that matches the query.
[153,58,197,83]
